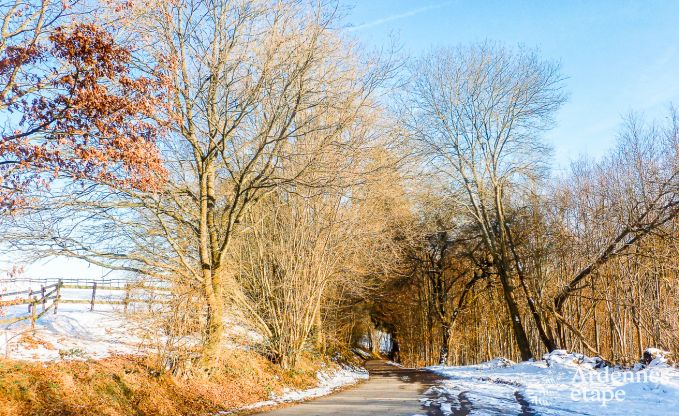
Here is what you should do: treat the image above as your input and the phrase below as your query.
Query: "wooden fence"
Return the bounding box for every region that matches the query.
[2,278,169,290]
[0,282,61,327]
[0,279,171,327]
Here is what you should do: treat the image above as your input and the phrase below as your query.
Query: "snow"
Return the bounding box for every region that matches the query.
[219,364,369,414]
[543,349,607,369]
[223,314,265,349]
[641,347,672,367]
[0,278,146,360]
[2,279,369,415]
[6,277,677,415]
[1,302,145,361]
[0,301,254,362]
[1,279,209,361]
[427,350,679,415]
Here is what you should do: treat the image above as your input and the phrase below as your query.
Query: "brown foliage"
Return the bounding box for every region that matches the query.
[1,7,165,212]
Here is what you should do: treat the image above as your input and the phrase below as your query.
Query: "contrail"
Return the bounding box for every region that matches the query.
[348,1,453,32]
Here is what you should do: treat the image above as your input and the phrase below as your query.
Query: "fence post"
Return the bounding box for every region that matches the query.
[27,288,33,313]
[31,298,37,331]
[123,283,130,314]
[41,285,46,312]
[54,279,62,315]
[90,281,97,311]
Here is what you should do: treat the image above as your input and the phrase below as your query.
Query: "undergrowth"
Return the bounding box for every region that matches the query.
[0,350,328,416]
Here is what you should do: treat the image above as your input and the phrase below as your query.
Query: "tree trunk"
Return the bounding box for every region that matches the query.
[497,266,533,361]
[439,323,451,365]
[198,162,225,367]
[391,335,400,363]
[493,189,534,361]
[314,305,325,354]
[504,223,557,352]
[202,269,225,365]
[280,354,291,370]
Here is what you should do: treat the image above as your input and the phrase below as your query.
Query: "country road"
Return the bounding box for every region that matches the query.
[256,360,545,416]
[256,360,447,415]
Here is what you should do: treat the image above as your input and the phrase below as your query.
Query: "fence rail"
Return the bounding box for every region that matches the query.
[0,281,61,326]
[0,279,171,327]
[0,278,169,290]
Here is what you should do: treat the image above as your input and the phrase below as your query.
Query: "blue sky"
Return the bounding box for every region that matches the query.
[342,0,679,170]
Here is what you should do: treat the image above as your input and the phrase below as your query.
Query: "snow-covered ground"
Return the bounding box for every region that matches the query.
[1,279,147,360]
[427,350,679,415]
[220,364,369,414]
[1,303,145,360]
[0,279,283,362]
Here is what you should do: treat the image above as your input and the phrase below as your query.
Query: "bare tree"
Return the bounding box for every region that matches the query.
[6,0,393,367]
[403,41,566,360]
[548,111,679,352]
[381,109,678,366]
[230,135,411,368]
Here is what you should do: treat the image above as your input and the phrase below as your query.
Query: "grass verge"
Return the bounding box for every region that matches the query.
[0,350,327,416]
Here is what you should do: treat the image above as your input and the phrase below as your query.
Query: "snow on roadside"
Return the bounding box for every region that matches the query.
[220,364,369,414]
[427,350,679,416]
[639,347,672,368]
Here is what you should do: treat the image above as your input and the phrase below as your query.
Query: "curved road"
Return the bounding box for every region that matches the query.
[256,360,456,416]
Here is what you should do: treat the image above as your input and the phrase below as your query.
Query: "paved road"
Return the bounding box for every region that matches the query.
[256,360,452,416]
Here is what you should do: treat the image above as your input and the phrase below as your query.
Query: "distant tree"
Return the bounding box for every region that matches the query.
[404,42,567,360]
[0,1,164,212]
[550,111,679,347]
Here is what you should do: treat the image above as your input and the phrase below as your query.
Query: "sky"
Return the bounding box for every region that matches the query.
[4,0,679,280]
[342,0,679,170]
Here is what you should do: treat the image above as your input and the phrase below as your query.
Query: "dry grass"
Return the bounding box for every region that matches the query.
[0,350,327,416]
[17,333,55,351]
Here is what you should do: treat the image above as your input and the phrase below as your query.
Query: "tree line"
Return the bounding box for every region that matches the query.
[1,0,677,371]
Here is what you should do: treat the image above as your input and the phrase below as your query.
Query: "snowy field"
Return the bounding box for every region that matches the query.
[426,350,679,416]
[1,303,144,360]
[1,279,366,406]
[0,277,277,362]
[0,278,150,360]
